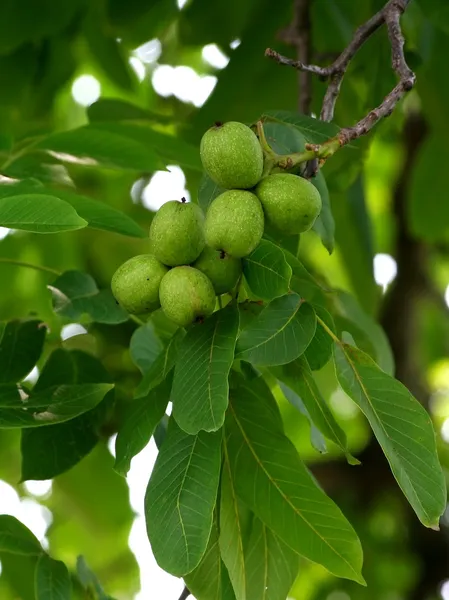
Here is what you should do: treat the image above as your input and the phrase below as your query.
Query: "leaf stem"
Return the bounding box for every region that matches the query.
[316,314,341,345]
[0,258,61,276]
[256,120,275,157]
[129,314,145,326]
[233,274,244,303]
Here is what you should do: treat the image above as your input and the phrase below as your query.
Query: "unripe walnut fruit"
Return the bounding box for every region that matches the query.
[256,173,322,234]
[111,254,168,314]
[149,200,205,267]
[200,121,263,189]
[205,190,264,258]
[193,247,242,295]
[159,266,216,327]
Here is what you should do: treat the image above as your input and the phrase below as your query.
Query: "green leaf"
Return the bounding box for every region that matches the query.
[114,377,172,476]
[49,270,128,325]
[76,556,116,600]
[262,120,307,156]
[225,380,364,583]
[304,305,335,371]
[0,1,83,54]
[333,291,394,375]
[282,248,326,304]
[242,240,292,302]
[0,515,42,556]
[35,555,71,600]
[277,381,327,454]
[334,342,447,528]
[145,419,222,576]
[190,1,292,133]
[87,98,171,123]
[0,182,145,238]
[245,517,299,600]
[197,173,225,213]
[21,349,112,481]
[0,320,46,384]
[0,179,42,199]
[130,322,163,374]
[172,306,239,434]
[235,294,316,366]
[21,412,100,481]
[84,7,135,91]
[35,125,165,172]
[184,517,236,600]
[409,134,449,241]
[333,175,376,313]
[0,383,113,428]
[0,194,87,233]
[90,122,202,172]
[47,189,146,238]
[219,450,252,599]
[4,153,73,186]
[262,111,341,145]
[134,329,185,399]
[311,170,335,254]
[273,357,358,464]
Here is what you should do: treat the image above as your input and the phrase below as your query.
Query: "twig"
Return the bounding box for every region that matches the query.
[129,314,145,326]
[177,586,190,600]
[294,0,313,115]
[266,0,414,144]
[0,258,61,276]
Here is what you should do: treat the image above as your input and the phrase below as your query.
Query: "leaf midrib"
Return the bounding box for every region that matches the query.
[238,297,303,355]
[245,257,287,283]
[340,345,429,522]
[228,402,360,579]
[223,440,247,599]
[176,435,199,571]
[300,362,346,450]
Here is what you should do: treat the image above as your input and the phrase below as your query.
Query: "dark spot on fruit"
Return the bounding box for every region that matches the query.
[219,250,226,259]
[115,300,119,305]
[146,278,150,281]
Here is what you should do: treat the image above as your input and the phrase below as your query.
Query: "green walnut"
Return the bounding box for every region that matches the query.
[200,121,263,189]
[256,173,322,234]
[193,246,242,295]
[149,199,205,267]
[205,190,264,258]
[159,266,216,327]
[111,254,168,314]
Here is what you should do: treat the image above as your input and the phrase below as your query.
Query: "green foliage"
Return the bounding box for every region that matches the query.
[0,1,447,599]
[334,341,446,527]
[172,305,239,434]
[0,194,87,233]
[225,378,364,583]
[0,515,42,556]
[235,294,316,366]
[242,239,292,301]
[49,271,128,324]
[35,554,71,600]
[144,420,222,576]
[0,320,46,384]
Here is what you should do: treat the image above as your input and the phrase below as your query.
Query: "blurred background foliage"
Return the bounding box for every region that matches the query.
[0,0,449,599]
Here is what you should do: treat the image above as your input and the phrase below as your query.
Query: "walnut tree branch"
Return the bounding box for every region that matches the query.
[292,0,313,115]
[266,0,414,144]
[177,586,190,600]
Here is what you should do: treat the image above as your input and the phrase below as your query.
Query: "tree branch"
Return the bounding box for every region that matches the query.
[293,0,313,115]
[177,586,190,600]
[266,0,414,146]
